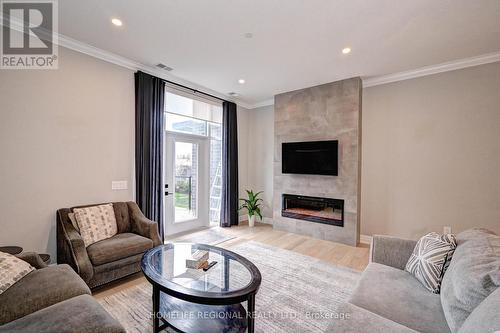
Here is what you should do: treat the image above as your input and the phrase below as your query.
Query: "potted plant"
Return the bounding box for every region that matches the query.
[239,190,263,227]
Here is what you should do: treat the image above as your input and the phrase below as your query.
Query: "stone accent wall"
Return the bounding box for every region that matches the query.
[273,77,362,246]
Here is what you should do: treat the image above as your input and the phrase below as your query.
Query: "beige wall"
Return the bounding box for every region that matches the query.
[0,47,135,260]
[2,44,498,259]
[361,62,500,238]
[0,46,255,258]
[237,105,275,221]
[246,62,500,238]
[237,105,250,218]
[246,105,274,220]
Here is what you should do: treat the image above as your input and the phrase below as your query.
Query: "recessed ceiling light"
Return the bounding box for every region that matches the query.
[238,79,245,84]
[111,18,123,26]
[342,47,351,54]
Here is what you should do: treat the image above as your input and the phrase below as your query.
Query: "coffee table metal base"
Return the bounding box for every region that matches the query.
[142,244,261,333]
[153,285,255,333]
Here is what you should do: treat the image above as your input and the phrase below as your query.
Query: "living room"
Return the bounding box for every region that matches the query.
[0,1,499,333]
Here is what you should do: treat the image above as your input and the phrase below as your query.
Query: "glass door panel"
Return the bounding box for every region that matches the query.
[174,141,198,222]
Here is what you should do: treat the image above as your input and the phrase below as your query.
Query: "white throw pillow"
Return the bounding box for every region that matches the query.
[73,203,118,247]
[0,252,35,295]
[405,232,457,293]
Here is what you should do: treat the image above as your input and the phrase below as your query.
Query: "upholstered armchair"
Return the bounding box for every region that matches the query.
[57,201,162,288]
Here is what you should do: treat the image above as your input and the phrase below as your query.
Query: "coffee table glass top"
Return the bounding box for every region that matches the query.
[141,243,260,296]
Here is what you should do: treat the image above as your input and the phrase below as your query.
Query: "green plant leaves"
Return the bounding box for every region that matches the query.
[238,189,263,218]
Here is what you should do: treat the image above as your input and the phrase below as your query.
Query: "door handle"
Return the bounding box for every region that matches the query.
[165,191,169,196]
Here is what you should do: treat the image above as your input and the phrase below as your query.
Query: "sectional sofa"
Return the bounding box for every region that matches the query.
[328,228,499,332]
[0,252,125,333]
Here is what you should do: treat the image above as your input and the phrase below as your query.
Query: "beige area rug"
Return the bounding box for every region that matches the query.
[97,241,360,333]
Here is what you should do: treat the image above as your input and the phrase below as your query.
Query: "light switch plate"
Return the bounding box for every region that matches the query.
[111,181,128,190]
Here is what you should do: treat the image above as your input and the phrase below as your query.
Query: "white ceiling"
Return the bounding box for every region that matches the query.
[58,0,500,106]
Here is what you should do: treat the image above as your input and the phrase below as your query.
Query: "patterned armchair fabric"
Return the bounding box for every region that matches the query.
[57,201,162,288]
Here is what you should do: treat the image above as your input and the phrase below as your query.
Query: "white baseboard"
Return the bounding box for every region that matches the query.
[238,215,273,224]
[360,234,373,245]
[262,217,273,225]
[237,216,371,245]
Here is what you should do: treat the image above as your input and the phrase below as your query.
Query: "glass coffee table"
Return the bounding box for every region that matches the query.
[141,243,262,333]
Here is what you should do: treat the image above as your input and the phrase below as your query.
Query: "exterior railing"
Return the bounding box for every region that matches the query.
[175,175,192,210]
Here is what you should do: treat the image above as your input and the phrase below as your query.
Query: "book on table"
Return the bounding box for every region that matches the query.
[186,250,209,269]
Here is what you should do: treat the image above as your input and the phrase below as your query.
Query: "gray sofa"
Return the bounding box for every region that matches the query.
[0,253,124,333]
[57,201,162,288]
[328,228,499,333]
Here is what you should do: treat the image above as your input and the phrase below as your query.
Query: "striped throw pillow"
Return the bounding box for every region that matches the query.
[405,232,457,293]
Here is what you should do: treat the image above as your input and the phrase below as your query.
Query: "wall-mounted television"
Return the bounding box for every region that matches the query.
[282,140,338,176]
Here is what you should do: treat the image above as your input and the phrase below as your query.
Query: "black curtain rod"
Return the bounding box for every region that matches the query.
[162,78,229,103]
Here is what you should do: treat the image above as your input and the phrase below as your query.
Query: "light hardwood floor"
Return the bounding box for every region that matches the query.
[214,222,369,271]
[94,222,369,298]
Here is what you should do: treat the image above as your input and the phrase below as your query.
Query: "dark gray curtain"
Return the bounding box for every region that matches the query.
[135,71,165,241]
[220,101,239,227]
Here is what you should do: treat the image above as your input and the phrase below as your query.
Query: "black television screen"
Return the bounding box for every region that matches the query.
[282,140,338,176]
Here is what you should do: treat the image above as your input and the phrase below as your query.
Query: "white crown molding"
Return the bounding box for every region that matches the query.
[0,16,246,106]
[57,34,246,105]
[234,100,255,110]
[362,51,500,88]
[4,16,499,109]
[59,31,259,108]
[57,34,139,71]
[245,51,500,108]
[59,32,260,109]
[250,99,275,109]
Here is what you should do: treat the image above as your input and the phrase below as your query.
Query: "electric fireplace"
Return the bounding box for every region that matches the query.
[281,194,344,227]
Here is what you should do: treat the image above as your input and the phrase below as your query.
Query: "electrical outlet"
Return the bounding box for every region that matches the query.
[443,226,452,234]
[111,181,128,190]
